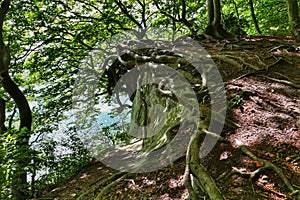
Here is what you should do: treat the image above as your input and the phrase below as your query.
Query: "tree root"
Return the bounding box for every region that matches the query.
[258,75,300,89]
[254,55,268,67]
[231,145,300,197]
[212,54,260,70]
[199,105,241,129]
[76,172,127,200]
[223,57,300,89]
[184,129,225,200]
[94,173,128,200]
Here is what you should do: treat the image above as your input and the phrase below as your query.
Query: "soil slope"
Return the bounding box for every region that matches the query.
[38,36,300,200]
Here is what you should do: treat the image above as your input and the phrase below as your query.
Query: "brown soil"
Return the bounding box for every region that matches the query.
[37,36,300,200]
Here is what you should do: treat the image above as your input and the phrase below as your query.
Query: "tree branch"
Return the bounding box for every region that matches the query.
[0,0,10,46]
[115,0,142,29]
[0,97,6,132]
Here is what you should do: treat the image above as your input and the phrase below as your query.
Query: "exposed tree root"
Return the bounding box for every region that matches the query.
[222,57,300,89]
[258,75,300,89]
[94,173,129,200]
[212,54,260,70]
[184,129,226,200]
[76,172,127,200]
[266,57,285,69]
[230,145,300,197]
[224,69,265,85]
[212,55,244,70]
[254,55,268,67]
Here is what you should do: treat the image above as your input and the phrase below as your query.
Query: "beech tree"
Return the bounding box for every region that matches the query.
[0,0,32,199]
[286,0,300,36]
[204,0,232,38]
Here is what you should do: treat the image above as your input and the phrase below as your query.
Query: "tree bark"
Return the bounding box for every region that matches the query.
[249,0,262,35]
[186,130,225,200]
[286,0,300,36]
[0,97,6,133]
[181,0,197,36]
[0,0,32,199]
[207,0,214,25]
[204,0,232,38]
[212,0,221,27]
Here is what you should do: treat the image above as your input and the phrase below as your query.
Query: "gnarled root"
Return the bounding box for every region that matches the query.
[77,172,127,200]
[212,54,260,70]
[184,129,226,200]
[232,145,300,197]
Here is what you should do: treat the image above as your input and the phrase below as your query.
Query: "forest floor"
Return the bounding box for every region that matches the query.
[37,36,300,200]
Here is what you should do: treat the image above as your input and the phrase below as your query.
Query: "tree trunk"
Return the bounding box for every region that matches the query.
[249,0,262,35]
[207,0,214,25]
[130,77,182,152]
[181,0,197,36]
[0,97,7,133]
[204,0,232,38]
[212,0,221,27]
[1,69,32,200]
[286,0,300,36]
[0,0,32,199]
